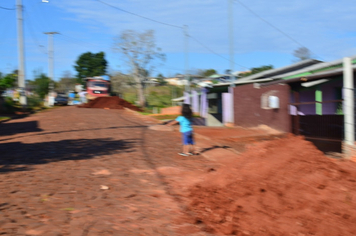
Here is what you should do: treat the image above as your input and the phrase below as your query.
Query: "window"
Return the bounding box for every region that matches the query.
[88,81,108,88]
[261,90,278,109]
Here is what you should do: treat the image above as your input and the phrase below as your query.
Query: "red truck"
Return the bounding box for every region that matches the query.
[85,76,110,100]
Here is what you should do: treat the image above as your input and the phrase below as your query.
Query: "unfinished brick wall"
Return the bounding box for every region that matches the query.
[233,83,291,132]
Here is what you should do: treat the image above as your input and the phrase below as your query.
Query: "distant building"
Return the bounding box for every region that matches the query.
[164,74,204,86]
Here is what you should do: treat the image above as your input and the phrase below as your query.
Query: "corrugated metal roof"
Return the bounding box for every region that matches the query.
[260,64,356,87]
[211,78,274,87]
[270,55,356,80]
[237,59,322,82]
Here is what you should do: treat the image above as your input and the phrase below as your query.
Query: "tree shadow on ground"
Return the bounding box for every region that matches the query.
[0,138,137,174]
[0,125,146,142]
[0,121,43,136]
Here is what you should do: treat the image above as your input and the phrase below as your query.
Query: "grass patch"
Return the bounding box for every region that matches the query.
[62,208,75,211]
[122,85,184,108]
[0,116,10,121]
[138,112,152,115]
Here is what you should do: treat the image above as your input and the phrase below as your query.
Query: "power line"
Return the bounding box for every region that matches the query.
[0,6,15,10]
[0,4,14,39]
[56,35,94,51]
[58,33,103,48]
[96,0,183,29]
[234,0,323,60]
[33,1,51,31]
[189,35,249,70]
[96,0,248,71]
[234,0,304,47]
[23,8,47,54]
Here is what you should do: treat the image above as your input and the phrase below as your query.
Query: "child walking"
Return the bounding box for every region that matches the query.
[167,104,198,156]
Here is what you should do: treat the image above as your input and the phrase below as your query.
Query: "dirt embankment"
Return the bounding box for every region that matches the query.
[78,96,142,111]
[187,135,356,236]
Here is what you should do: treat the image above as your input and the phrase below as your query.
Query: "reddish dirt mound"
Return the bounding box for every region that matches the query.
[188,135,356,236]
[78,96,142,111]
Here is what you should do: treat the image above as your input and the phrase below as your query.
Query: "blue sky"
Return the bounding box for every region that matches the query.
[1,0,356,81]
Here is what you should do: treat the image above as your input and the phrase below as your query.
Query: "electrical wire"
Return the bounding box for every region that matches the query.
[188,35,249,70]
[56,35,88,49]
[33,1,51,32]
[96,0,250,71]
[0,6,15,62]
[0,6,15,10]
[58,33,104,49]
[234,0,324,60]
[96,0,183,29]
[24,8,47,54]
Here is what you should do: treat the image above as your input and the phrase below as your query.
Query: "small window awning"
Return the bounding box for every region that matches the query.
[301,79,330,87]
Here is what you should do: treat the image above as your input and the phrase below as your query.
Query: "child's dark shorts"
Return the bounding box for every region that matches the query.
[182,131,194,145]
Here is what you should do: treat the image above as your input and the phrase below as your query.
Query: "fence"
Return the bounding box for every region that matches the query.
[290,100,344,153]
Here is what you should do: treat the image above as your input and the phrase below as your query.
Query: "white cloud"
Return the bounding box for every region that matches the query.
[4,0,356,78]
[51,0,356,60]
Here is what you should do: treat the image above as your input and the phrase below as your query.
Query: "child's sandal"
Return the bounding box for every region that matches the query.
[178,153,189,156]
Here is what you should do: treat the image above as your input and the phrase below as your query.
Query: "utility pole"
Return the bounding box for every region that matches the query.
[343,57,355,158]
[16,0,27,106]
[227,0,235,124]
[183,25,189,92]
[228,0,235,87]
[44,32,59,106]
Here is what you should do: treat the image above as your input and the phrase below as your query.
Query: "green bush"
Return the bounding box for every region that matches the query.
[124,93,137,105]
[27,95,43,108]
[122,85,184,108]
[3,97,16,112]
[146,91,171,108]
[146,86,183,108]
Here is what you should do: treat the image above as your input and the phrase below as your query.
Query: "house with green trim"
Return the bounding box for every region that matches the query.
[250,56,356,153]
[261,56,356,116]
[200,59,322,126]
[185,56,355,135]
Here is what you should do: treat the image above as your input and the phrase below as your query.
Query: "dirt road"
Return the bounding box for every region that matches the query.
[4,106,355,236]
[0,107,215,236]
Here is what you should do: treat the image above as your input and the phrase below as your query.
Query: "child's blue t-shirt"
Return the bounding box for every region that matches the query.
[175,116,192,133]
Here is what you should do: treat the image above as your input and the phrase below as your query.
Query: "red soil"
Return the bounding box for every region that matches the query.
[187,135,356,236]
[78,96,142,111]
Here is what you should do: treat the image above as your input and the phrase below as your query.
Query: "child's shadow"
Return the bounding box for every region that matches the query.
[199,145,231,154]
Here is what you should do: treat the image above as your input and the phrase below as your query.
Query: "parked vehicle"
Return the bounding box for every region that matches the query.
[54,94,68,105]
[85,76,110,100]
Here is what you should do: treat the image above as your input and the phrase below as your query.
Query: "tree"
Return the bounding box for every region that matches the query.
[0,72,17,91]
[110,72,136,97]
[113,30,165,107]
[198,69,217,77]
[28,72,52,99]
[156,73,167,86]
[74,52,108,84]
[238,65,274,77]
[293,47,311,61]
[56,71,77,93]
[0,71,17,111]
